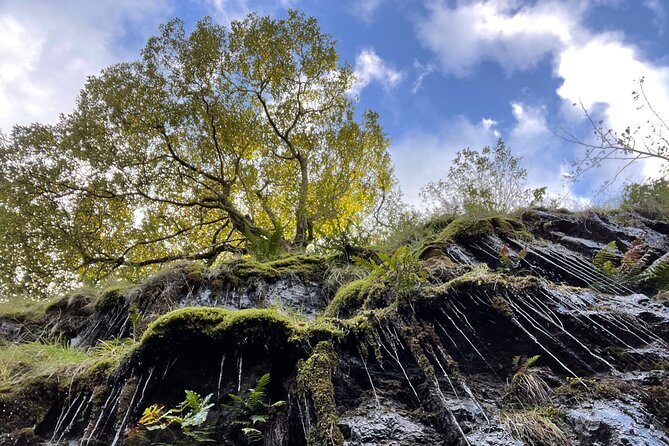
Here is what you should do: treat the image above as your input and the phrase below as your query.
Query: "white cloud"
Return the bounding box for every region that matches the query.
[555,34,669,179]
[350,47,405,96]
[0,0,171,132]
[416,0,583,77]
[391,99,595,208]
[481,118,496,129]
[204,0,251,23]
[416,0,669,181]
[412,60,436,93]
[204,0,295,24]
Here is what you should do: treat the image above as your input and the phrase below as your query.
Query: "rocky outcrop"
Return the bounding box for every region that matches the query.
[1,210,668,446]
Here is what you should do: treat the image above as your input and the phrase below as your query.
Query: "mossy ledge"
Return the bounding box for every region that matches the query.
[136,307,309,362]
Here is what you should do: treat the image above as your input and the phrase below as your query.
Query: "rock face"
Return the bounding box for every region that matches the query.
[0,209,668,446]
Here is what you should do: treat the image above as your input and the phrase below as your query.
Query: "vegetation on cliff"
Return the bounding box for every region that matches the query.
[0,7,668,446]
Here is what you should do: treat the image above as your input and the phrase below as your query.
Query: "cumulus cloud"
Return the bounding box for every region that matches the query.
[416,0,669,181]
[416,0,583,77]
[555,34,669,178]
[0,0,172,132]
[350,47,405,96]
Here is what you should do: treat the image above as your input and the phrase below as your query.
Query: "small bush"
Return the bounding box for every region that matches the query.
[621,178,669,221]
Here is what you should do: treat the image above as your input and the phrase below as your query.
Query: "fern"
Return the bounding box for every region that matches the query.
[246,373,270,411]
[639,254,669,291]
[226,373,286,443]
[351,255,382,273]
[593,241,618,276]
[135,390,214,443]
[244,226,284,261]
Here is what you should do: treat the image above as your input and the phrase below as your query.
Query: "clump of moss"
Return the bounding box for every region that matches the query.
[492,296,514,318]
[438,216,532,243]
[322,273,388,319]
[214,255,328,284]
[0,378,59,435]
[297,341,344,446]
[422,213,457,232]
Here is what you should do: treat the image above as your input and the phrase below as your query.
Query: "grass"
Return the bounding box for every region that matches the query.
[322,262,368,297]
[0,297,55,320]
[0,338,89,390]
[501,407,570,446]
[0,335,137,392]
[509,355,552,405]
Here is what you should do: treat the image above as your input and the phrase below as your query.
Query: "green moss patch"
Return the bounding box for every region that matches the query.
[95,285,132,313]
[216,255,328,283]
[297,341,344,446]
[322,273,388,319]
[438,216,532,243]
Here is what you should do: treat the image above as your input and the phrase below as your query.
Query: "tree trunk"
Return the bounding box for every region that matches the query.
[294,155,310,247]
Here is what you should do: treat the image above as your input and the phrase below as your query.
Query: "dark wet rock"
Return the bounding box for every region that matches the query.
[339,397,445,446]
[565,400,669,446]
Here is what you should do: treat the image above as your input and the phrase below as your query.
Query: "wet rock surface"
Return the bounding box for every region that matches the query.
[1,210,669,445]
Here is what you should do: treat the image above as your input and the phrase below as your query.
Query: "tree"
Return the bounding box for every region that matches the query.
[0,11,394,297]
[420,139,548,215]
[560,77,669,188]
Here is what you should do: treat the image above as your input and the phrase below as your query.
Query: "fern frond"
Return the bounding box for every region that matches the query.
[594,241,618,271]
[640,254,669,290]
[524,355,541,369]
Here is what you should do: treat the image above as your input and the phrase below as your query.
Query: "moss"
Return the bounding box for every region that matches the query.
[137,307,314,363]
[439,217,494,241]
[216,255,327,283]
[438,216,533,243]
[0,427,40,445]
[422,214,457,232]
[491,296,514,318]
[43,288,98,315]
[95,285,131,313]
[0,294,78,324]
[322,273,387,319]
[297,341,344,446]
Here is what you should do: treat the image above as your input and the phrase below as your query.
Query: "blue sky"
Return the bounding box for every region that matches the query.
[1,0,667,207]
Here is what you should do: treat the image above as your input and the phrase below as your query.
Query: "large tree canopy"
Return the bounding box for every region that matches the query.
[0,11,394,297]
